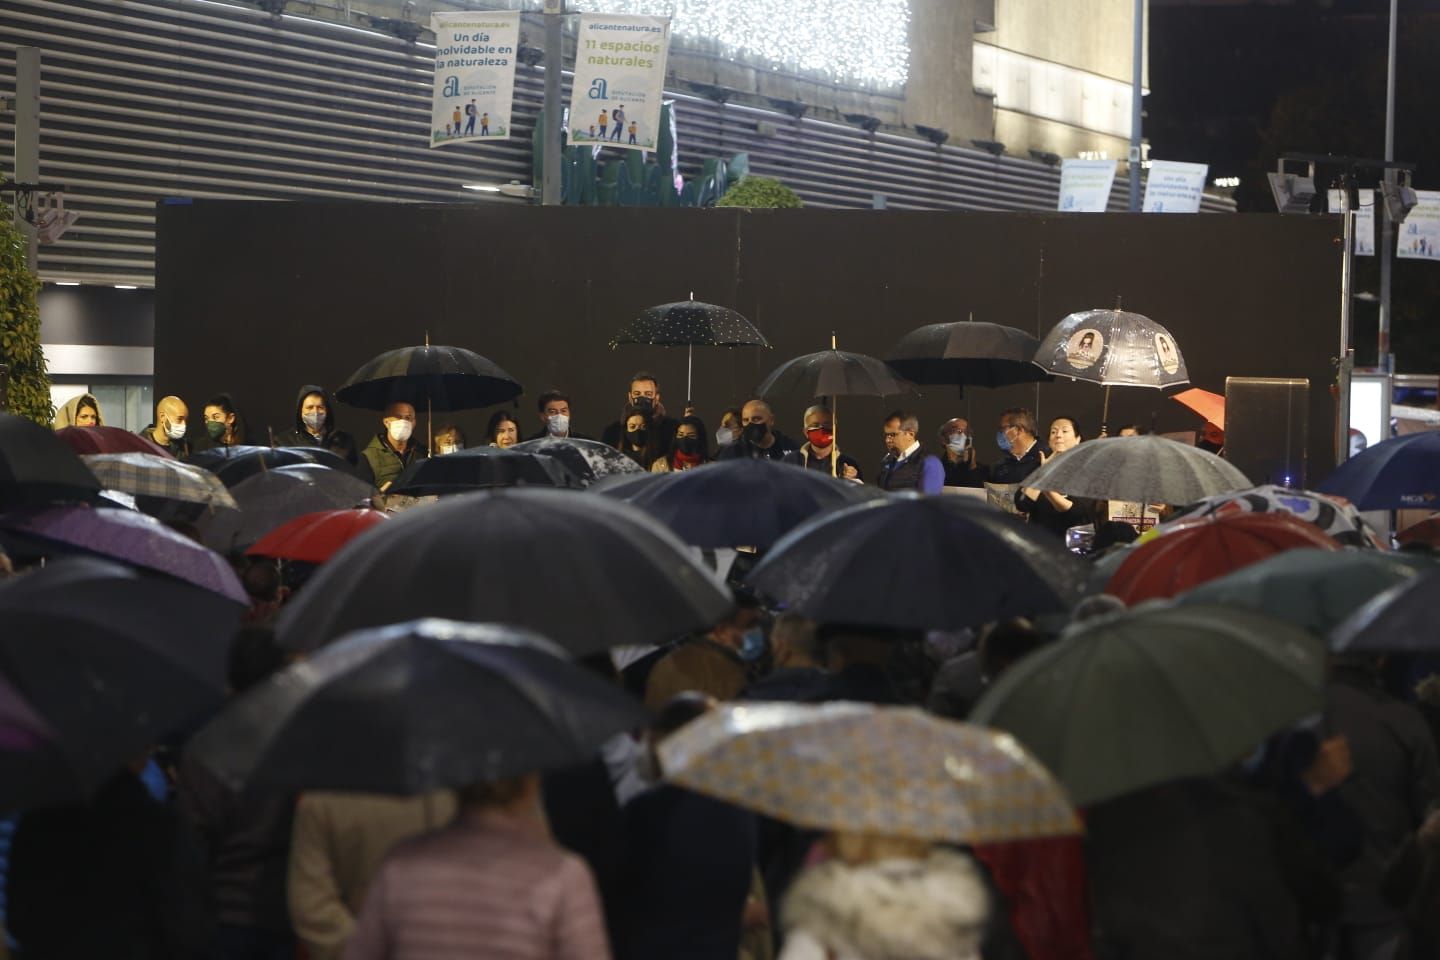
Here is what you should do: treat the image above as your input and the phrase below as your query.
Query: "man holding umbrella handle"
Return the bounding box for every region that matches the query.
[784,405,862,481]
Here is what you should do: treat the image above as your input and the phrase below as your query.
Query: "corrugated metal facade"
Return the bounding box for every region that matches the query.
[0,0,1233,287]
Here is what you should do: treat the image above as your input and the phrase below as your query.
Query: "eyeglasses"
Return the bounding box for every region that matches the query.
[883,431,903,439]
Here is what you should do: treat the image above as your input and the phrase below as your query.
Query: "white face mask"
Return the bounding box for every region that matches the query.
[716,428,736,447]
[436,442,458,455]
[165,419,187,441]
[946,434,969,454]
[387,419,413,443]
[547,414,570,436]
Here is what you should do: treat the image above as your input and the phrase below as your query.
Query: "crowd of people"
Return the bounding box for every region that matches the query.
[14,370,1440,960]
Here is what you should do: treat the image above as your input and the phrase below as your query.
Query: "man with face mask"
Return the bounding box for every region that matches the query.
[360,401,426,492]
[782,405,862,481]
[938,418,988,488]
[643,594,765,711]
[990,407,1047,485]
[526,390,590,442]
[283,385,359,465]
[600,373,680,456]
[1197,421,1226,456]
[140,395,191,458]
[716,399,799,463]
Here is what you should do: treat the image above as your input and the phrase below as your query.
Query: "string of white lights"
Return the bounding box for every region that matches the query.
[564,0,911,88]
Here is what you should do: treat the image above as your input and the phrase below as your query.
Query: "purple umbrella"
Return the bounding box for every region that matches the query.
[0,505,246,603]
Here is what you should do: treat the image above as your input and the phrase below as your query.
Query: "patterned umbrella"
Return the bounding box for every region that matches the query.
[336,343,522,412]
[1164,484,1384,548]
[609,297,771,402]
[510,437,646,485]
[55,425,172,459]
[658,701,1081,843]
[1034,308,1190,431]
[885,320,1051,390]
[82,453,239,520]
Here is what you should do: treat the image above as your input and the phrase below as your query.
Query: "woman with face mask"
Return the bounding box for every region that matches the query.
[1016,416,1096,539]
[617,405,662,467]
[715,408,743,450]
[651,416,710,473]
[433,425,466,456]
[201,393,247,448]
[937,419,988,489]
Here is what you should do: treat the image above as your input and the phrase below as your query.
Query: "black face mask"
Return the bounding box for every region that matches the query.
[1197,439,1223,454]
[742,423,768,445]
[631,396,654,413]
[676,436,701,456]
[628,429,648,447]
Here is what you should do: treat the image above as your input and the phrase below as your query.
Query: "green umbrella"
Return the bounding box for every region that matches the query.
[969,604,1326,807]
[1171,548,1428,637]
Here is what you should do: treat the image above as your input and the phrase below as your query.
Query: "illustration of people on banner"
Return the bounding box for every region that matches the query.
[567,14,671,153]
[429,12,520,147]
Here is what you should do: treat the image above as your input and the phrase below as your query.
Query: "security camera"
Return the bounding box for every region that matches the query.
[1380,181,1419,223]
[31,193,78,244]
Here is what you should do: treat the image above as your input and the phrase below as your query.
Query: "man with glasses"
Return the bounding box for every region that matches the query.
[990,408,1046,485]
[877,411,943,493]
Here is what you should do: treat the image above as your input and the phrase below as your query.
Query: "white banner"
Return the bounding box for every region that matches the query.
[1142,160,1209,213]
[568,14,671,153]
[1397,189,1440,261]
[1058,159,1117,213]
[430,12,520,148]
[1328,189,1376,256]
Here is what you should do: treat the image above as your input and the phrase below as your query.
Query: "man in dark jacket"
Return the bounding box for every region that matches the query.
[716,399,799,463]
[781,405,862,480]
[283,384,359,466]
[876,411,943,493]
[991,407,1047,485]
[360,401,426,492]
[140,395,192,458]
[600,373,679,455]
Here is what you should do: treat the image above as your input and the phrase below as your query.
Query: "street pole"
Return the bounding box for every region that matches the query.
[1337,188,1355,465]
[14,47,40,267]
[1378,0,1398,372]
[542,0,565,206]
[1128,0,1144,212]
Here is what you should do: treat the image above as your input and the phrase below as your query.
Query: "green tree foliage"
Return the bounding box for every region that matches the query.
[715,176,803,209]
[0,202,52,424]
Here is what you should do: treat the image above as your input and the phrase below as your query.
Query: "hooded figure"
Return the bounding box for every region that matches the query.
[283,384,358,466]
[54,393,103,430]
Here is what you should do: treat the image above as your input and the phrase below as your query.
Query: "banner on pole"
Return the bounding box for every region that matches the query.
[1397,190,1440,261]
[1328,189,1376,256]
[1058,159,1117,213]
[1142,160,1209,213]
[567,14,671,152]
[429,12,520,148]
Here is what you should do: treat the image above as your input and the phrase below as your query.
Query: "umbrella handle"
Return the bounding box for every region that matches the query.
[687,343,693,406]
[1100,386,1112,438]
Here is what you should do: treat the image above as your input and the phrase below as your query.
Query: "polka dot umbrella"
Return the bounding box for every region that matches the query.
[609,295,772,402]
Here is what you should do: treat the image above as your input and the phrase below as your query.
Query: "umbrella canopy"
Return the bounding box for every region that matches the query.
[0,673,74,813]
[188,445,359,487]
[1173,549,1427,637]
[336,344,522,411]
[756,349,910,399]
[659,702,1080,843]
[1105,512,1341,605]
[188,619,649,795]
[596,457,880,550]
[0,505,247,603]
[1165,484,1384,549]
[1331,567,1440,653]
[1021,436,1252,505]
[1033,308,1190,389]
[885,320,1051,389]
[0,413,101,509]
[0,556,239,796]
[609,299,770,349]
[200,464,376,554]
[747,495,1086,631]
[1171,387,1226,429]
[276,489,733,656]
[1397,513,1440,548]
[245,509,390,564]
[1316,430,1440,511]
[82,453,239,520]
[969,605,1327,806]
[390,446,583,496]
[511,437,647,485]
[55,425,172,459]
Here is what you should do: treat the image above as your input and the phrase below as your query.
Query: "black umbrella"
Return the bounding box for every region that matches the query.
[596,457,880,549]
[0,673,75,813]
[188,445,359,487]
[510,437,648,486]
[885,319,1052,390]
[610,297,771,402]
[1330,566,1440,653]
[200,464,376,554]
[276,489,733,655]
[0,556,239,798]
[390,446,584,496]
[188,619,649,795]
[0,412,100,509]
[747,494,1086,631]
[336,343,522,412]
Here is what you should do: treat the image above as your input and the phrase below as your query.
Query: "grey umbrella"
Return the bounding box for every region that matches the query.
[1022,435,1252,505]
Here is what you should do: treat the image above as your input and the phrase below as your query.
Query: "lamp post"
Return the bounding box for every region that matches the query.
[1128,0,1144,212]
[542,0,565,206]
[1377,0,1398,372]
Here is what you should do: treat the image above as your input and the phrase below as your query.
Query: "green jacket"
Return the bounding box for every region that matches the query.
[360,433,426,491]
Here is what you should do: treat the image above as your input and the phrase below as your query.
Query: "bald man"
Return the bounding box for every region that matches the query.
[140,396,191,457]
[716,398,799,462]
[360,401,426,492]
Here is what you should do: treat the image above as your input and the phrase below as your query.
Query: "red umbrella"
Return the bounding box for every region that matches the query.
[245,509,390,564]
[1106,512,1340,605]
[55,426,172,459]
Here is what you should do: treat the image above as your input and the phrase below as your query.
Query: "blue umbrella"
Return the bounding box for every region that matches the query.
[1331,565,1440,653]
[1316,431,1440,511]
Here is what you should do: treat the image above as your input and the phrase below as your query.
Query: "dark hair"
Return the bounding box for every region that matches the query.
[618,404,663,465]
[628,371,660,391]
[1000,407,1038,438]
[1050,415,1083,440]
[979,619,1046,681]
[485,409,519,443]
[227,625,288,693]
[1117,423,1148,435]
[204,393,247,443]
[671,415,710,464]
[885,410,920,434]
[720,407,743,426]
[241,557,282,603]
[435,424,467,447]
[536,390,570,413]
